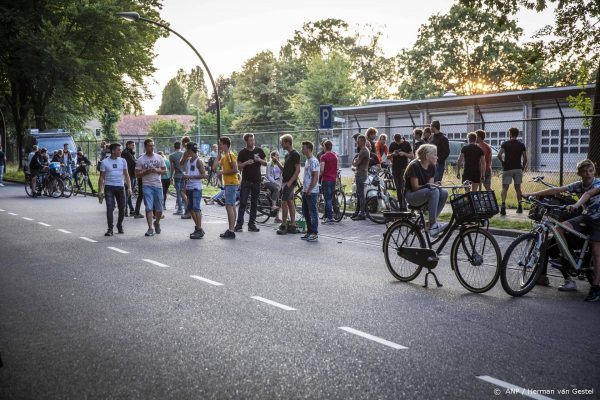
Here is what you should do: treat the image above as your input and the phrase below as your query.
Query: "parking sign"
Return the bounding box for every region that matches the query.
[319,105,333,130]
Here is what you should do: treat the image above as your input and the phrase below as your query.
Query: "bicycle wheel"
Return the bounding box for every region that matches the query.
[383,220,425,282]
[25,177,34,197]
[246,191,272,224]
[62,176,73,198]
[451,226,501,293]
[366,196,386,224]
[294,193,303,216]
[47,177,64,198]
[500,232,546,296]
[332,190,346,222]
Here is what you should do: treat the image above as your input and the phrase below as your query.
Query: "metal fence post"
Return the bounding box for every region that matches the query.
[555,100,565,186]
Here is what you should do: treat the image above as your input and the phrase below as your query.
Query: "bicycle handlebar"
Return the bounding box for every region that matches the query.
[526,196,571,210]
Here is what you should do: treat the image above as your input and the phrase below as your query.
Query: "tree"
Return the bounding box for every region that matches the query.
[100,101,121,143]
[458,0,600,169]
[157,78,188,115]
[290,54,358,127]
[147,119,187,138]
[0,0,165,166]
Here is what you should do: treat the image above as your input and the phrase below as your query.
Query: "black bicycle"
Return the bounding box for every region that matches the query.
[382,184,501,293]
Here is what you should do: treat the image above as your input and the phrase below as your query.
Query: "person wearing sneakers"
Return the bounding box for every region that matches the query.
[300,141,320,242]
[135,139,166,237]
[497,127,527,216]
[218,137,239,239]
[319,140,338,224]
[180,136,192,220]
[524,159,600,299]
[235,133,267,233]
[275,134,302,235]
[404,144,448,237]
[98,143,132,236]
[351,135,370,220]
[181,142,206,239]
[169,141,185,216]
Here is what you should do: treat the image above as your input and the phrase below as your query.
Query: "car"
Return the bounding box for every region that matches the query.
[446,140,502,171]
[23,129,78,168]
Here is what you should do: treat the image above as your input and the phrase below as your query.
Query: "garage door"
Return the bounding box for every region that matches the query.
[536,108,586,172]
[482,110,524,149]
[388,117,415,140]
[429,114,467,141]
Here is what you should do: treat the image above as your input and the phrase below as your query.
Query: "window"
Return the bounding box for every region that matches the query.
[551,129,559,137]
[461,132,467,139]
[581,147,589,153]
[541,147,549,153]
[541,139,549,145]
[550,147,559,153]
[570,129,579,136]
[95,129,101,138]
[570,147,578,153]
[499,131,506,138]
[581,128,590,136]
[542,130,550,137]
[550,138,559,145]
[581,137,589,145]
[570,138,579,145]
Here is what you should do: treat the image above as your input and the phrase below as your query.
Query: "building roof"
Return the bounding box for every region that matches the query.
[334,85,594,114]
[116,115,195,137]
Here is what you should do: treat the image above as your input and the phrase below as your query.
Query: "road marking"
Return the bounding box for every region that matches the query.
[250,296,297,311]
[79,237,98,243]
[22,217,34,221]
[142,259,169,268]
[38,222,51,227]
[57,229,71,234]
[190,275,224,286]
[107,246,129,254]
[338,327,408,350]
[8,212,18,216]
[476,376,555,400]
[0,208,5,212]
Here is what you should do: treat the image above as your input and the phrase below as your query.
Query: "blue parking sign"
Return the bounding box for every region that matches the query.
[319,105,333,130]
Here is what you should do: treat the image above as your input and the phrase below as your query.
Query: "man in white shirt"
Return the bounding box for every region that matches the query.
[98,143,132,236]
[135,139,166,237]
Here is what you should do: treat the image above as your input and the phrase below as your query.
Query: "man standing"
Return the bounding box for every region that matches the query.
[276,134,302,235]
[456,132,485,192]
[135,139,166,237]
[413,129,425,151]
[429,120,449,183]
[351,135,370,220]
[181,142,206,239]
[366,127,378,151]
[235,133,266,233]
[319,140,338,223]
[497,127,527,215]
[169,141,186,215]
[121,140,137,216]
[476,129,493,191]
[301,141,320,242]
[62,143,73,176]
[388,134,413,210]
[423,127,432,144]
[218,137,239,239]
[0,143,5,187]
[98,143,132,236]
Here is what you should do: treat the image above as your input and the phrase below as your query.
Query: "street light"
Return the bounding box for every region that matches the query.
[116,12,220,143]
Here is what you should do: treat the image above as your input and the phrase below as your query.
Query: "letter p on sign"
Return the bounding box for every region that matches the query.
[319,105,333,130]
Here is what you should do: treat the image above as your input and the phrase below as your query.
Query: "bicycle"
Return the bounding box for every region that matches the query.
[73,166,91,196]
[382,184,501,293]
[25,170,64,198]
[500,197,595,297]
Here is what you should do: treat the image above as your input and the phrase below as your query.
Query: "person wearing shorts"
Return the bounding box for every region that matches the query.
[455,132,484,191]
[218,137,239,239]
[275,134,301,234]
[135,139,166,237]
[497,127,527,215]
[181,142,206,239]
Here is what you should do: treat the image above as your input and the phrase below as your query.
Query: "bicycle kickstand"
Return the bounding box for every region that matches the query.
[423,269,443,288]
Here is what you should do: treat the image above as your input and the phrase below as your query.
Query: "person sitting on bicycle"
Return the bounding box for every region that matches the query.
[404,144,448,237]
[74,150,96,194]
[524,159,600,301]
[51,149,64,164]
[29,147,48,197]
[265,151,283,222]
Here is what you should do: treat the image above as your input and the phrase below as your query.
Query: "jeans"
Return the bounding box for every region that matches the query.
[264,181,281,205]
[405,186,448,225]
[321,180,335,220]
[302,192,319,234]
[134,178,144,215]
[355,174,367,216]
[105,185,125,229]
[143,185,163,213]
[236,180,260,226]
[0,165,4,184]
[434,161,446,183]
[161,179,171,207]
[393,170,406,211]
[173,177,185,212]
[126,175,135,212]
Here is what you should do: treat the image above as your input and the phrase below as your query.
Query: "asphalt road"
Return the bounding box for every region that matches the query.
[0,182,598,400]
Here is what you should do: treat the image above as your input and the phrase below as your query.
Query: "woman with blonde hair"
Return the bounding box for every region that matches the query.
[404,144,448,236]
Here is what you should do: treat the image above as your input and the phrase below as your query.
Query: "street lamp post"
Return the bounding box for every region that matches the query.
[116,12,220,143]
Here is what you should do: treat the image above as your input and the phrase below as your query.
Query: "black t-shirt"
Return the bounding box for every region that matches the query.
[430,133,450,162]
[414,140,425,152]
[0,150,5,165]
[389,141,412,172]
[282,149,301,183]
[501,139,526,171]
[238,147,266,182]
[404,161,435,192]
[461,143,484,176]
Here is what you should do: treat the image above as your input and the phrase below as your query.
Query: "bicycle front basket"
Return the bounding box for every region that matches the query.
[450,191,499,224]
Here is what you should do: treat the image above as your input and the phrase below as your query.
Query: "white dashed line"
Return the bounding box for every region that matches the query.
[476,376,555,400]
[190,275,224,286]
[0,208,5,212]
[142,259,169,268]
[8,212,18,216]
[38,222,51,227]
[107,246,129,254]
[22,217,34,221]
[79,237,98,243]
[57,229,71,234]
[250,296,297,311]
[338,327,408,350]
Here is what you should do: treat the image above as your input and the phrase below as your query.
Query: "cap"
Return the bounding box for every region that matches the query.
[186,142,199,152]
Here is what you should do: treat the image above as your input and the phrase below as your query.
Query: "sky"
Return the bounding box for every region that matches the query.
[139,0,555,115]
